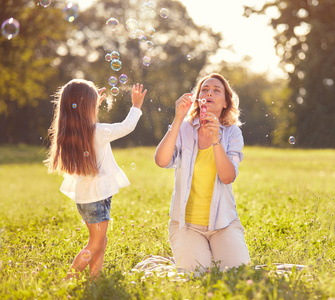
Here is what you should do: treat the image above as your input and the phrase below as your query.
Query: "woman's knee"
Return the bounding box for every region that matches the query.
[169,222,212,271]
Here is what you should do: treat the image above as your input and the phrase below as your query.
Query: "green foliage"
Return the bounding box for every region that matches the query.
[211,60,297,147]
[214,61,288,146]
[244,0,335,148]
[68,0,222,147]
[0,0,71,143]
[1,0,222,145]
[1,145,335,299]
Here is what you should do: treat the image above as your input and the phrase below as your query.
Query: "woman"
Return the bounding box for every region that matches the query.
[155,73,250,272]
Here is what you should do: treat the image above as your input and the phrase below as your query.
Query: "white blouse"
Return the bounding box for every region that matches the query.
[60,107,142,204]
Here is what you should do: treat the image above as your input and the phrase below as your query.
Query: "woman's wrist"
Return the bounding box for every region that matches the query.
[211,136,221,146]
[167,118,183,133]
[172,117,183,127]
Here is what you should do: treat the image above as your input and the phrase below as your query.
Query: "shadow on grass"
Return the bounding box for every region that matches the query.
[0,144,47,165]
[76,269,133,300]
[199,264,324,300]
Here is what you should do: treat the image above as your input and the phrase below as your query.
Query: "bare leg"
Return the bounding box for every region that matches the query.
[66,220,109,279]
[87,221,109,277]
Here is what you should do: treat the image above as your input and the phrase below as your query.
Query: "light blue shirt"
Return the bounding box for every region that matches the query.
[166,118,244,231]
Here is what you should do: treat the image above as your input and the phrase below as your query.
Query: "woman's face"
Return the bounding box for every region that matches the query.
[198,78,227,117]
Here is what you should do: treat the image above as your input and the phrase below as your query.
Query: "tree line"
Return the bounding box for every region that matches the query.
[1,0,334,148]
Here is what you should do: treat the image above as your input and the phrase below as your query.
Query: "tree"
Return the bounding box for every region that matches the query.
[214,59,288,146]
[244,0,335,148]
[1,0,222,145]
[58,0,222,146]
[0,0,70,143]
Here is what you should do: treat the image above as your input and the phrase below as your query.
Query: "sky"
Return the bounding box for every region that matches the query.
[77,0,284,79]
[178,0,284,79]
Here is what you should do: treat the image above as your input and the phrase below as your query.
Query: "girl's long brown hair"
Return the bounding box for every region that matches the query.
[187,73,241,127]
[44,79,99,176]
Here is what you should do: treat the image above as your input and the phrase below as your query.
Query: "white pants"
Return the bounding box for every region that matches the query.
[169,218,250,272]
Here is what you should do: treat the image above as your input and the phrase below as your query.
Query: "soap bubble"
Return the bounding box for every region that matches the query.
[111,59,122,71]
[135,29,145,39]
[296,97,304,104]
[106,18,119,31]
[142,0,157,11]
[186,54,192,60]
[1,18,20,40]
[288,136,296,145]
[144,41,154,51]
[139,35,148,49]
[119,74,128,84]
[200,98,206,105]
[323,78,334,86]
[63,2,79,23]
[111,51,120,60]
[160,8,169,18]
[108,76,118,86]
[131,163,136,170]
[129,31,137,39]
[148,0,157,9]
[105,53,112,61]
[126,19,138,32]
[111,86,119,96]
[80,250,91,262]
[146,27,155,37]
[83,151,90,157]
[39,0,52,8]
[72,103,77,108]
[138,35,147,42]
[142,56,151,66]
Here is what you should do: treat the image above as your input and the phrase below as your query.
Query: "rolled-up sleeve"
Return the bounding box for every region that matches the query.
[226,126,244,180]
[165,130,182,169]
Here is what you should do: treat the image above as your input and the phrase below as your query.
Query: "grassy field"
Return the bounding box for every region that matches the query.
[0,144,334,299]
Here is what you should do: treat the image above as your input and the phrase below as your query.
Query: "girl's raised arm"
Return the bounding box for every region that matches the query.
[132,83,147,109]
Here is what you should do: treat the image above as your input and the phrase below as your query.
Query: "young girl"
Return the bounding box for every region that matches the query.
[155,73,250,272]
[45,79,147,278]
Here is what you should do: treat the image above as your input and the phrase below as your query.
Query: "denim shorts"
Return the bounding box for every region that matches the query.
[76,197,112,224]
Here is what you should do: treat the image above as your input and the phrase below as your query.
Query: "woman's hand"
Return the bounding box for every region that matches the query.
[175,93,193,121]
[203,112,220,143]
[132,83,147,109]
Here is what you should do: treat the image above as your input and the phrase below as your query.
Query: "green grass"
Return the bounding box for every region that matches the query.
[0,145,334,299]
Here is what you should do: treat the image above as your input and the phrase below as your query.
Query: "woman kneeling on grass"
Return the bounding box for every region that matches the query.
[45,79,147,279]
[155,73,250,273]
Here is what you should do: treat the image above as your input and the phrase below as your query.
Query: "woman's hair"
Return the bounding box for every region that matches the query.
[187,73,241,127]
[44,79,100,176]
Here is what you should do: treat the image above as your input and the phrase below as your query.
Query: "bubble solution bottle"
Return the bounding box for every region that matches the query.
[200,99,207,127]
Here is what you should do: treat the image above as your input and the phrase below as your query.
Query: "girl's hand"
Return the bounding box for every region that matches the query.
[175,93,193,121]
[98,87,107,106]
[132,83,147,109]
[203,112,220,143]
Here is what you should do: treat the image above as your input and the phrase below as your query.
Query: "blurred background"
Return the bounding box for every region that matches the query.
[1,0,334,148]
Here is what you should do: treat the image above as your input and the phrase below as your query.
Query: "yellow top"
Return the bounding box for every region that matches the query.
[185,146,217,226]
